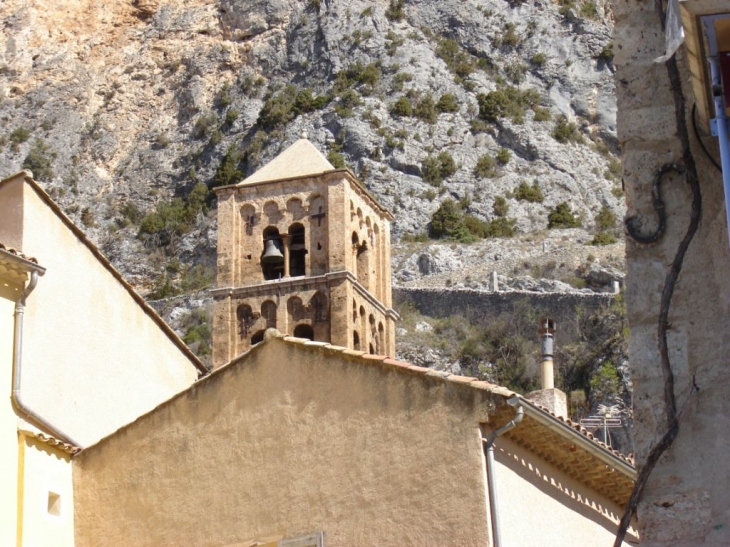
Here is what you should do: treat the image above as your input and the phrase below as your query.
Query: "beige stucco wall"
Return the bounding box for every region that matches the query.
[1,281,21,547]
[612,1,730,543]
[74,337,632,547]
[494,436,637,546]
[18,434,74,547]
[74,337,496,547]
[0,176,199,447]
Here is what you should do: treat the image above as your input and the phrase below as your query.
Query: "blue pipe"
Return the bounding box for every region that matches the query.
[704,18,730,249]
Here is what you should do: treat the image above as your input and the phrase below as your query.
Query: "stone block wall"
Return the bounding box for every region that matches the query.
[395,288,615,344]
[612,0,730,543]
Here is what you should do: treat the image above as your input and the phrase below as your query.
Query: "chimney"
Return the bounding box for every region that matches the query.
[538,318,555,390]
[527,318,568,419]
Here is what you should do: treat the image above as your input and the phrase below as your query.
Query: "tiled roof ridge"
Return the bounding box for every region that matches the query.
[281,335,516,398]
[525,399,635,466]
[0,242,39,264]
[279,334,635,467]
[29,431,81,454]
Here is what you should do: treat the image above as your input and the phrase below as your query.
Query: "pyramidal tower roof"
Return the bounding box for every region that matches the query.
[238,132,335,185]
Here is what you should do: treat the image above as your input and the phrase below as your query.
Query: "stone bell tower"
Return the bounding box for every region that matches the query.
[211,134,398,368]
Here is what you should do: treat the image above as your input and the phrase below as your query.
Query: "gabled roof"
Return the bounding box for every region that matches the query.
[0,171,208,375]
[85,329,634,506]
[238,136,334,185]
[272,335,636,506]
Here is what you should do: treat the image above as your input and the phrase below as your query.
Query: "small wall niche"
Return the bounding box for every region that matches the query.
[47,491,61,516]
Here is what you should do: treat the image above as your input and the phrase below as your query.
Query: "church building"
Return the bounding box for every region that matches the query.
[211,133,398,367]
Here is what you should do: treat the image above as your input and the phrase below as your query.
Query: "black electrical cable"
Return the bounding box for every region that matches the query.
[692,102,723,172]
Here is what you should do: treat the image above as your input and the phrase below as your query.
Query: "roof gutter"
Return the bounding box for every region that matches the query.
[12,270,81,448]
[517,397,637,479]
[483,397,524,547]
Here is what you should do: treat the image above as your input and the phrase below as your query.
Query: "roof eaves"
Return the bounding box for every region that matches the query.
[515,397,637,478]
[0,245,46,284]
[21,429,81,455]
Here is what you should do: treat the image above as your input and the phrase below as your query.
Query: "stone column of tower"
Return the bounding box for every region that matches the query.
[210,134,398,368]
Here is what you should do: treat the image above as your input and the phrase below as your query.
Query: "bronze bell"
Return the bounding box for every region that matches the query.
[262,239,284,263]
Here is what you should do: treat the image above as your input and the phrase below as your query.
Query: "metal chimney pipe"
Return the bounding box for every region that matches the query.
[538,318,556,390]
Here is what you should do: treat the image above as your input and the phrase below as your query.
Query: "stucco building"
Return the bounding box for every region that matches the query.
[0,172,204,547]
[74,332,638,547]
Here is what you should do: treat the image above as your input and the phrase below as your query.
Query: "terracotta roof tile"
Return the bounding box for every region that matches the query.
[303,340,330,347]
[32,432,81,455]
[323,344,349,353]
[470,380,500,391]
[406,364,431,373]
[447,375,479,384]
[360,353,387,362]
[382,358,414,371]
[425,370,451,379]
[0,243,39,263]
[525,399,635,466]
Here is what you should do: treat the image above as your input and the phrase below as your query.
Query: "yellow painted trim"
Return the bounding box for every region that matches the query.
[16,431,25,547]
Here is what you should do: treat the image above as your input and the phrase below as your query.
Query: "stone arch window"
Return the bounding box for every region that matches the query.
[351,232,360,277]
[261,226,284,280]
[263,200,282,224]
[241,204,256,236]
[378,321,385,355]
[369,314,377,353]
[261,300,277,328]
[251,330,266,345]
[352,299,358,323]
[369,342,375,354]
[350,200,356,220]
[311,291,327,322]
[286,197,305,220]
[353,330,360,351]
[288,223,307,277]
[356,240,370,290]
[287,296,305,322]
[237,303,256,338]
[293,324,314,340]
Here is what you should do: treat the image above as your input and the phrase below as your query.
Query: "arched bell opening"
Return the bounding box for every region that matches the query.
[377,321,385,355]
[261,226,284,280]
[237,304,254,339]
[251,330,266,345]
[288,223,307,277]
[357,241,370,290]
[353,330,360,351]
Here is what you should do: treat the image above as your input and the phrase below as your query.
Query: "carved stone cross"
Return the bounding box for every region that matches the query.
[311,206,326,227]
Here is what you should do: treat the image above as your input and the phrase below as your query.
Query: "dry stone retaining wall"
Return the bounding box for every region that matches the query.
[395,288,615,343]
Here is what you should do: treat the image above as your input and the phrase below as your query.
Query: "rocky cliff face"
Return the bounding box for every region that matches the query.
[1,0,628,436]
[1,0,620,290]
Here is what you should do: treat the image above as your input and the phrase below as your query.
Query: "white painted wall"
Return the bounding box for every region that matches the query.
[0,175,199,447]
